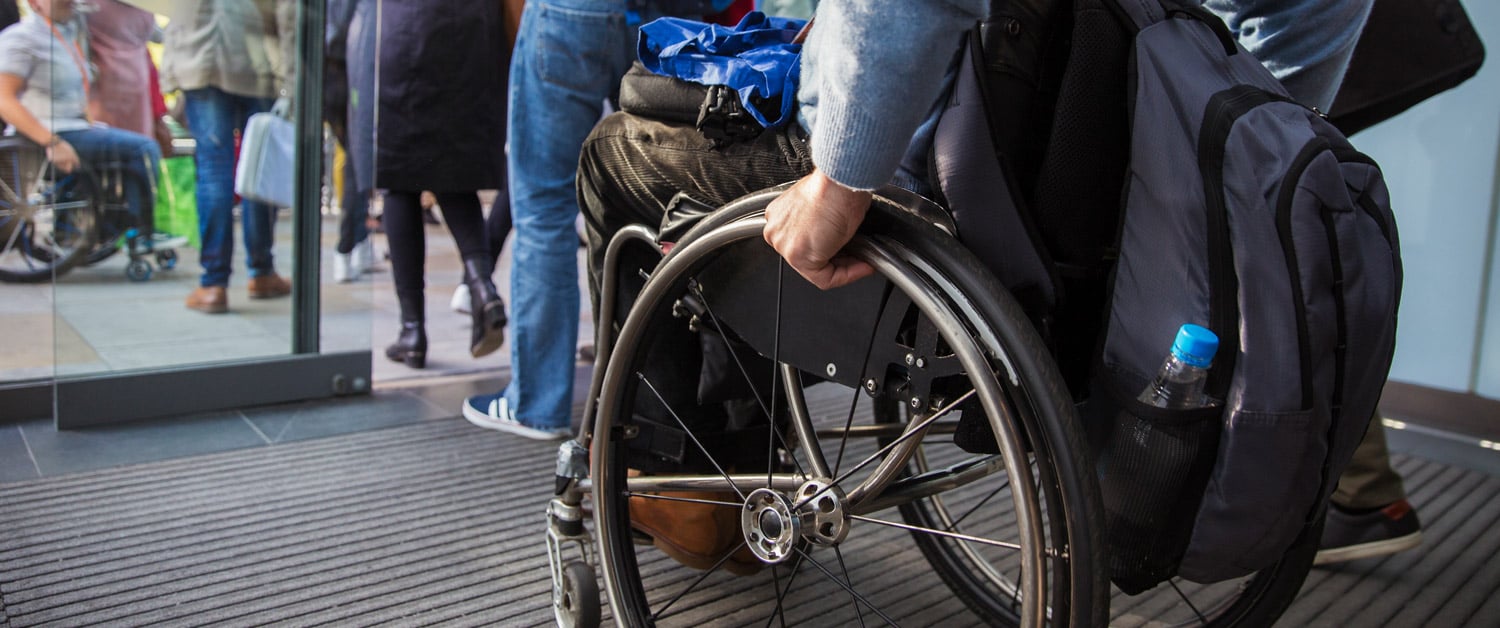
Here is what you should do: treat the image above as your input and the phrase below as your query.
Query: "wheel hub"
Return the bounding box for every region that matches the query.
[795,480,850,546]
[742,488,800,563]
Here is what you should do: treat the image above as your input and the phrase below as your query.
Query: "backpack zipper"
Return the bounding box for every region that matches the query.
[1197,85,1288,397]
[1273,139,1333,411]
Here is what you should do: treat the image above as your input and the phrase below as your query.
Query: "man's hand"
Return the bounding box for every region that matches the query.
[47,140,79,174]
[763,169,875,290]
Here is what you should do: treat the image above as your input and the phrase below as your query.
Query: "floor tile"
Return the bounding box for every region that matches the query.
[240,390,449,444]
[0,424,40,483]
[21,411,266,477]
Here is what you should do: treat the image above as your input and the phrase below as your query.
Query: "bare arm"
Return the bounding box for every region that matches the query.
[0,73,78,172]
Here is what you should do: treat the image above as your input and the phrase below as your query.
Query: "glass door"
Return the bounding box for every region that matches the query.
[0,0,371,427]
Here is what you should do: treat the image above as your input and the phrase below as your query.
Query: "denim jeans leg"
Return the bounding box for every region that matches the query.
[504,0,634,429]
[56,128,162,234]
[234,94,279,278]
[184,88,237,287]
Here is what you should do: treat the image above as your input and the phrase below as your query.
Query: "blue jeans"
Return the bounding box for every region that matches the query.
[183,87,278,288]
[1204,0,1375,110]
[56,127,161,234]
[505,0,636,429]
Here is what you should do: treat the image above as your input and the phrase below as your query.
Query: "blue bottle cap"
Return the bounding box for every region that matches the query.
[1171,324,1219,369]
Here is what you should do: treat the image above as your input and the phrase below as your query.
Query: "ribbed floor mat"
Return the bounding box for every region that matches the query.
[2,412,1496,626]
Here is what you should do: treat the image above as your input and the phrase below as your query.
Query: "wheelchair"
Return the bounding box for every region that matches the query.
[0,136,179,284]
[543,184,1322,627]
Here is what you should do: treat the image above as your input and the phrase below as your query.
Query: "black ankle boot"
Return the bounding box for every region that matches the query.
[463,258,508,358]
[385,320,428,368]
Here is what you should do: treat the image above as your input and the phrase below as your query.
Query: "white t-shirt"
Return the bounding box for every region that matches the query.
[0,14,93,134]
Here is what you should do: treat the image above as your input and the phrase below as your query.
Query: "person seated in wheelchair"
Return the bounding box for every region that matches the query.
[575,0,995,576]
[578,0,1390,581]
[0,0,166,255]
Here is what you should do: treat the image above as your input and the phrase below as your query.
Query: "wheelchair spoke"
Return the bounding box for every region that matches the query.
[767,551,809,628]
[650,539,752,623]
[946,479,1009,532]
[834,546,868,628]
[848,514,1023,552]
[833,289,892,479]
[794,389,975,512]
[624,492,743,509]
[0,174,22,208]
[792,546,901,627]
[1169,579,1210,626]
[769,260,783,488]
[636,373,748,500]
[686,282,808,480]
[3,216,24,254]
[832,386,863,478]
[769,560,788,628]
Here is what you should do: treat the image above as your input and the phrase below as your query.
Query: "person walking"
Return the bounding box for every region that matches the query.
[162,0,295,314]
[351,0,509,369]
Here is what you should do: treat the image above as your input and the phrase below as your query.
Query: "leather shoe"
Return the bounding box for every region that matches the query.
[185,285,228,314]
[247,273,292,299]
[629,489,763,576]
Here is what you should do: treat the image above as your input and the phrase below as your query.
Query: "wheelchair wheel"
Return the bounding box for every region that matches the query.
[1106,512,1321,627]
[589,190,1106,627]
[0,153,99,283]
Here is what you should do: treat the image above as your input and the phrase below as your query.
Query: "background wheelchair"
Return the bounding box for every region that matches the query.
[543,186,1322,627]
[0,136,179,284]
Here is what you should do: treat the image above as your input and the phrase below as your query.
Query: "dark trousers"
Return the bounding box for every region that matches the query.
[577,111,814,309]
[382,190,488,323]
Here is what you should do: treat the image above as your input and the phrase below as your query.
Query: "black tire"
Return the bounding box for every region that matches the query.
[557,561,602,628]
[590,189,1103,627]
[0,160,100,284]
[84,241,120,266]
[1107,511,1322,627]
[125,258,153,282]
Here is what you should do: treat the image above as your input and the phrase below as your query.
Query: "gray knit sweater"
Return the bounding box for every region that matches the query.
[797,0,989,191]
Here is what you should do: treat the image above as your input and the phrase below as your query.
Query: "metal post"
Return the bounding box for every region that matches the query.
[293,0,327,354]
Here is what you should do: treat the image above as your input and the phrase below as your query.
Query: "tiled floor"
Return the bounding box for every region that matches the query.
[0,208,598,388]
[0,372,527,483]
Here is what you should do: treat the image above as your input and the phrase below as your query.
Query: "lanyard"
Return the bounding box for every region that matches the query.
[41,14,92,122]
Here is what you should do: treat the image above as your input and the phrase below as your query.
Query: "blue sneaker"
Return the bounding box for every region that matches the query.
[462,393,571,441]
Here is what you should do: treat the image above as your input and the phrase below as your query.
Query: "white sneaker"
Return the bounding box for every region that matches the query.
[450,284,471,314]
[462,393,571,440]
[333,252,358,283]
[354,238,376,272]
[150,233,189,250]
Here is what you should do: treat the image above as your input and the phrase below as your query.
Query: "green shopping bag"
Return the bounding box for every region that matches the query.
[154,155,198,248]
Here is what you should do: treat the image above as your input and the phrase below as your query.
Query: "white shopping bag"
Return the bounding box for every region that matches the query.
[235,112,296,208]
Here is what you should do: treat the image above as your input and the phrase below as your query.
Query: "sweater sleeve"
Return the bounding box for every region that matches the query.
[797,0,988,191]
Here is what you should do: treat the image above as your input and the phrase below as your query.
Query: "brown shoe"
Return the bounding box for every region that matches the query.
[185,285,228,314]
[247,273,292,299]
[629,490,764,576]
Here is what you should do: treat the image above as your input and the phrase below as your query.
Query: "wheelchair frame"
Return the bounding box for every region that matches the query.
[542,187,1319,627]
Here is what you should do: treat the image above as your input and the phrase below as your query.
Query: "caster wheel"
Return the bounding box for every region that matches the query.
[125,259,153,282]
[155,249,178,270]
[555,562,601,628]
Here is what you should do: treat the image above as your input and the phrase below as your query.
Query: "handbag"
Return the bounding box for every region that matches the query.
[1329,0,1486,136]
[235,111,296,208]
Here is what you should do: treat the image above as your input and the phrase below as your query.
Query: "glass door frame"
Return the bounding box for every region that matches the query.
[0,1,368,428]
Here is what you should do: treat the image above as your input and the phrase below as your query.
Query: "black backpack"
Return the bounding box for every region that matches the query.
[934,0,1403,592]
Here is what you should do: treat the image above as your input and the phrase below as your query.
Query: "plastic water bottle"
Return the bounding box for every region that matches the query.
[1138,324,1221,409]
[1100,323,1223,591]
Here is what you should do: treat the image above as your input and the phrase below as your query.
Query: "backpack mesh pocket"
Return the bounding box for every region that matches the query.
[1092,383,1222,594]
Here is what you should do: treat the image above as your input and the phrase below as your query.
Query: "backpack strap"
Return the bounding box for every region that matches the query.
[1111,0,1167,30]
